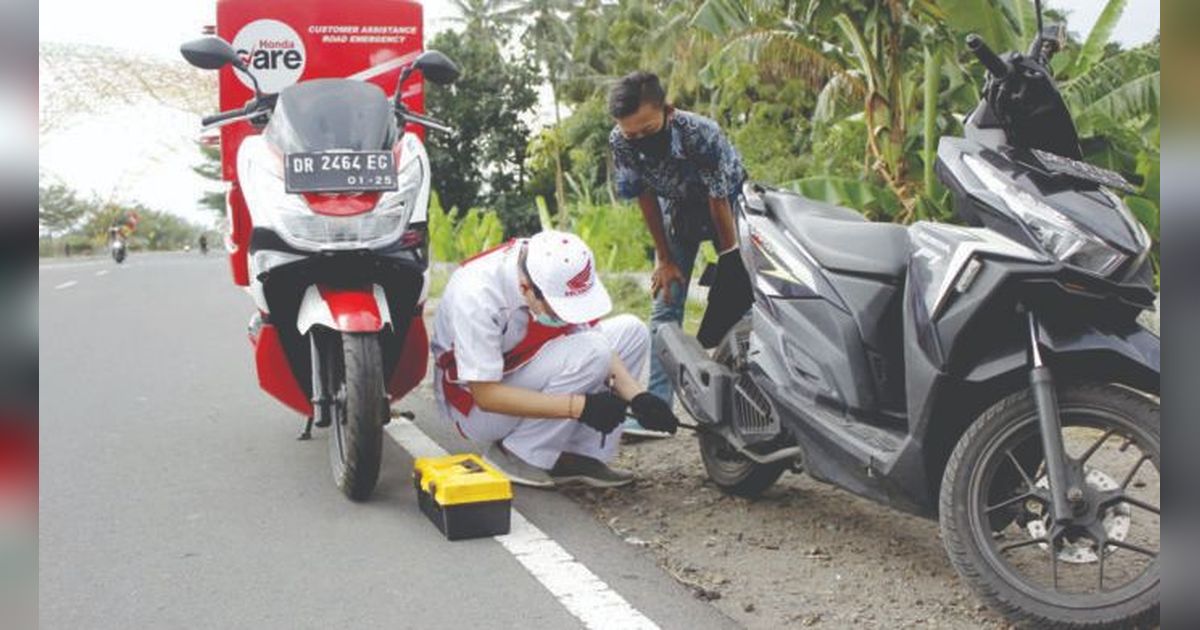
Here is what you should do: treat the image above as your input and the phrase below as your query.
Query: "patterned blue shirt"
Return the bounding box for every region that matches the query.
[609,109,747,203]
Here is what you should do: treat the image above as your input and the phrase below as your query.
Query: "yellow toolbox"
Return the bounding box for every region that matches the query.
[413,454,512,540]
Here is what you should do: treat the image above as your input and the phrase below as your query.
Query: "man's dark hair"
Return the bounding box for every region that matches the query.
[607,71,666,119]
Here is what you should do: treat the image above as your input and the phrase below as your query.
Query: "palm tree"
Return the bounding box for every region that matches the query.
[446,0,522,45]
[503,0,577,214]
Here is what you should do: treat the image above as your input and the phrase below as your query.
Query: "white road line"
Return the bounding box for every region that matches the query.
[384,420,659,630]
[39,260,105,271]
[95,270,109,277]
[54,281,78,290]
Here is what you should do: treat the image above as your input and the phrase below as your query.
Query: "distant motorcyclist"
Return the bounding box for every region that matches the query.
[108,225,127,263]
[199,234,209,255]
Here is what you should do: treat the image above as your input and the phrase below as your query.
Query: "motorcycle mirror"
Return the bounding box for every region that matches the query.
[411,50,460,86]
[1041,23,1067,50]
[180,37,246,72]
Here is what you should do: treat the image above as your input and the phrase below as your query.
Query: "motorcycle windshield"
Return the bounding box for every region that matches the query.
[264,79,396,154]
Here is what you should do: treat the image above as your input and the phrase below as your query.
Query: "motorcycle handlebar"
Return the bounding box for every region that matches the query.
[398,109,452,134]
[201,108,247,127]
[967,34,1011,79]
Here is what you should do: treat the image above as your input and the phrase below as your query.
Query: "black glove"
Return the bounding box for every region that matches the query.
[697,249,754,348]
[578,392,627,434]
[630,392,679,435]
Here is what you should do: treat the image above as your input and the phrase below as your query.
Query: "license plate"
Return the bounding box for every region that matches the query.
[284,151,398,194]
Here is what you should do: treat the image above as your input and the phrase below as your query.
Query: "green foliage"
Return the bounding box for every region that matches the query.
[434,0,1157,281]
[193,141,226,217]
[39,182,203,255]
[1066,0,1129,79]
[569,199,653,272]
[603,274,706,331]
[428,191,505,262]
[939,0,1027,54]
[423,28,540,222]
[38,183,88,236]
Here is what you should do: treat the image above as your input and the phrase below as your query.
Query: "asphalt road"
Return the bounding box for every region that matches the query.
[39,252,736,630]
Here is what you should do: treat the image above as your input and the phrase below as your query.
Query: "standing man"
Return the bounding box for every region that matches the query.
[608,71,751,436]
[431,230,679,488]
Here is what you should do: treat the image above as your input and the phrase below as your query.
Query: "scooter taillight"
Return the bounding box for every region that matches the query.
[302,192,381,216]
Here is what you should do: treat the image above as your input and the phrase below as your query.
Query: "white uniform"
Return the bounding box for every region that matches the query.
[431,241,649,469]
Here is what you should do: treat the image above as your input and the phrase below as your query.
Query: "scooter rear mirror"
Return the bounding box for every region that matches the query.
[411,50,460,86]
[180,37,246,72]
[1041,23,1067,50]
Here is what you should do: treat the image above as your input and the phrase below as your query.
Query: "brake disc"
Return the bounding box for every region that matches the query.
[1025,468,1132,564]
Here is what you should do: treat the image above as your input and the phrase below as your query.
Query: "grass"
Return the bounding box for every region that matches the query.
[603,275,707,334]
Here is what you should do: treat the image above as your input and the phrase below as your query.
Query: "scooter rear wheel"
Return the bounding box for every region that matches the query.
[697,321,788,498]
[698,432,788,498]
[327,332,386,501]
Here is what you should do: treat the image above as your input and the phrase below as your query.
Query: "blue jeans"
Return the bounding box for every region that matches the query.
[647,221,705,406]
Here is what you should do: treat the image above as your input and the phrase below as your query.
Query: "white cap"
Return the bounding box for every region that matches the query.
[524,230,612,324]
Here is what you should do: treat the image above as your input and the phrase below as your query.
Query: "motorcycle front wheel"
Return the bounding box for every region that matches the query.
[326,332,386,501]
[940,382,1159,629]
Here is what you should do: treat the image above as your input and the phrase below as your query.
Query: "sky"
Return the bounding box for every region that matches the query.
[38,0,1161,227]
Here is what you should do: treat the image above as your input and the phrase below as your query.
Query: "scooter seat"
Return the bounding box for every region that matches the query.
[761,189,866,223]
[757,187,908,278]
[786,217,910,278]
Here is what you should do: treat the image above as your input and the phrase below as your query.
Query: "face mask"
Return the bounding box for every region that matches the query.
[631,111,671,159]
[533,310,569,328]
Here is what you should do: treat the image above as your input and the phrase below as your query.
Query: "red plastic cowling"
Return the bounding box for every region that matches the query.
[252,323,313,416]
[215,0,426,182]
[388,315,428,400]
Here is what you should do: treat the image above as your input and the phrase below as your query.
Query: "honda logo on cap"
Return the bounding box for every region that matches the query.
[565,259,594,296]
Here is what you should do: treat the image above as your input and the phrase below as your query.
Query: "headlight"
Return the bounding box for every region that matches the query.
[963,154,1126,275]
[239,137,421,251]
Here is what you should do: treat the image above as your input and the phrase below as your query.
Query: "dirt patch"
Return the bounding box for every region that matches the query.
[564,433,1012,629]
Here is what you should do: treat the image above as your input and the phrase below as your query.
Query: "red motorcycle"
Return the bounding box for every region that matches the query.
[181,12,458,500]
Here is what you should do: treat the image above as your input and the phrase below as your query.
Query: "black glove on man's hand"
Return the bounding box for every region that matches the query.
[578,392,627,434]
[697,249,754,349]
[630,392,679,435]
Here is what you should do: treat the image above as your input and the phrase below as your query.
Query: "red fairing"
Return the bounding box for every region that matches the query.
[387,315,428,400]
[318,286,384,332]
[216,0,425,182]
[253,324,313,416]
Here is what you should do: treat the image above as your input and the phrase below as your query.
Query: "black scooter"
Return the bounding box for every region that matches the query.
[657,3,1158,627]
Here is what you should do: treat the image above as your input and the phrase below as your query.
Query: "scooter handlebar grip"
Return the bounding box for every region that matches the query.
[967,34,1010,79]
[201,109,245,127]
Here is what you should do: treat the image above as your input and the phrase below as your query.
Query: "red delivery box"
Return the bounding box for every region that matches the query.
[214,0,425,285]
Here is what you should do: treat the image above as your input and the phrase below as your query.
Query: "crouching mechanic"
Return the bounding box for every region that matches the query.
[431,230,680,488]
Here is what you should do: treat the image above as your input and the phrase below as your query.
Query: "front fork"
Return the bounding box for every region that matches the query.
[299,331,334,440]
[1026,311,1085,524]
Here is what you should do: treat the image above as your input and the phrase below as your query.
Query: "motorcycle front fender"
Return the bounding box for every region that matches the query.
[296,284,393,335]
